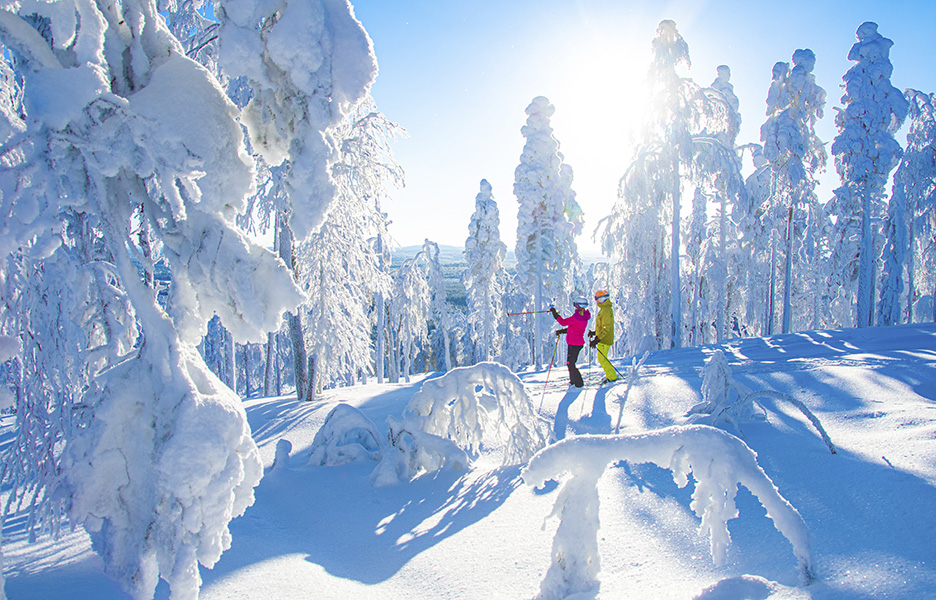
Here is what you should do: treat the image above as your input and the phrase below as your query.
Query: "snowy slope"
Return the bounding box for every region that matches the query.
[5,324,936,599]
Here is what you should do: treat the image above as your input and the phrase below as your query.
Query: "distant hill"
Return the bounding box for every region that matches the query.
[390,244,475,267]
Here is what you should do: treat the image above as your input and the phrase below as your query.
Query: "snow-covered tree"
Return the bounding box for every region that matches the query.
[388,254,430,383]
[896,89,936,323]
[500,275,534,371]
[424,239,454,372]
[759,49,828,333]
[523,426,815,600]
[877,183,908,326]
[829,22,909,328]
[735,145,773,336]
[216,0,377,399]
[514,96,583,367]
[687,65,746,344]
[297,106,401,396]
[463,179,508,363]
[0,0,306,596]
[602,21,734,353]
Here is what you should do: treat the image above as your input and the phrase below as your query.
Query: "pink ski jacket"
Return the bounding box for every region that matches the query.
[557,309,591,346]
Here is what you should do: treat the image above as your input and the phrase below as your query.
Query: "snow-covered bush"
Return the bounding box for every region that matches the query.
[613,351,650,433]
[401,362,552,465]
[308,403,382,467]
[370,416,469,488]
[522,426,815,600]
[687,350,836,454]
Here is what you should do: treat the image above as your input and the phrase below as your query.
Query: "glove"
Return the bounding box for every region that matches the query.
[556,328,568,337]
[549,307,560,320]
[589,337,598,348]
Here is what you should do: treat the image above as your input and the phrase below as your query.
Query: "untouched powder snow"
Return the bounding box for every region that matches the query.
[4,323,936,599]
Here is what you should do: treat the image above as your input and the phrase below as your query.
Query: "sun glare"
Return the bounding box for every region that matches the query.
[546,34,651,231]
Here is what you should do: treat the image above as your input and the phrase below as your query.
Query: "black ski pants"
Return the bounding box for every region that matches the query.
[567,344,584,388]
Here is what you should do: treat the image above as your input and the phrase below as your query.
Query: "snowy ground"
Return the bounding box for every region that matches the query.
[5,323,936,599]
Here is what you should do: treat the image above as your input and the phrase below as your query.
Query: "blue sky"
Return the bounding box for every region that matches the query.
[350,0,935,255]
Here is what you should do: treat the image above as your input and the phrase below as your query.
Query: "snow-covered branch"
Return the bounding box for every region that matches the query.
[522,426,815,599]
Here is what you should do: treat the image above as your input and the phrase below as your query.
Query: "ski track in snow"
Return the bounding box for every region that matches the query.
[4,323,936,599]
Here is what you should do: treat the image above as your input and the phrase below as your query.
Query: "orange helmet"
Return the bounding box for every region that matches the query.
[594,290,610,303]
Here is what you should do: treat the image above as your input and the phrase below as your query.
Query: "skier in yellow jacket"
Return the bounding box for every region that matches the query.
[588,290,618,384]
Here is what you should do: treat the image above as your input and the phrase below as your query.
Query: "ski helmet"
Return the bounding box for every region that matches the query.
[573,296,588,308]
[594,290,610,303]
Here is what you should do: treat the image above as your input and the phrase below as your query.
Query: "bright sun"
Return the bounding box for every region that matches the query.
[546,34,651,221]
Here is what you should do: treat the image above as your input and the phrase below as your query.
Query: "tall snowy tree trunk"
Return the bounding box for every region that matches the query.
[263,332,276,397]
[224,328,235,395]
[856,185,874,328]
[906,227,916,323]
[242,345,251,398]
[442,327,452,372]
[717,195,728,341]
[375,232,386,384]
[534,231,544,368]
[388,320,399,384]
[276,211,309,399]
[375,293,386,383]
[264,215,281,397]
[670,164,682,349]
[782,203,794,334]
[767,234,777,336]
[306,354,316,402]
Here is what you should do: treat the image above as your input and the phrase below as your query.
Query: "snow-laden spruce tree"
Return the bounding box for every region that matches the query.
[464,179,508,363]
[297,105,402,395]
[895,90,936,323]
[514,96,583,367]
[760,49,828,333]
[0,0,306,596]
[216,0,377,400]
[829,22,909,328]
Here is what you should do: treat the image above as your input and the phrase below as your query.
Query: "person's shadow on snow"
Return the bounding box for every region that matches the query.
[554,386,614,440]
[553,387,582,440]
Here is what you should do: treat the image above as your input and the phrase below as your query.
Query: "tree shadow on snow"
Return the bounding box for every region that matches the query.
[200,459,523,587]
[727,408,936,595]
[692,575,773,599]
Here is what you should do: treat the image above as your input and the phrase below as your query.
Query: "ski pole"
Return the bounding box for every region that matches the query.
[538,332,563,409]
[507,310,551,316]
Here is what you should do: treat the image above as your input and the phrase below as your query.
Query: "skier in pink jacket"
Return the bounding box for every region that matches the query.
[549,297,591,388]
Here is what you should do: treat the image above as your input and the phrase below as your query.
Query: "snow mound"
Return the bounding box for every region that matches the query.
[307,403,382,467]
